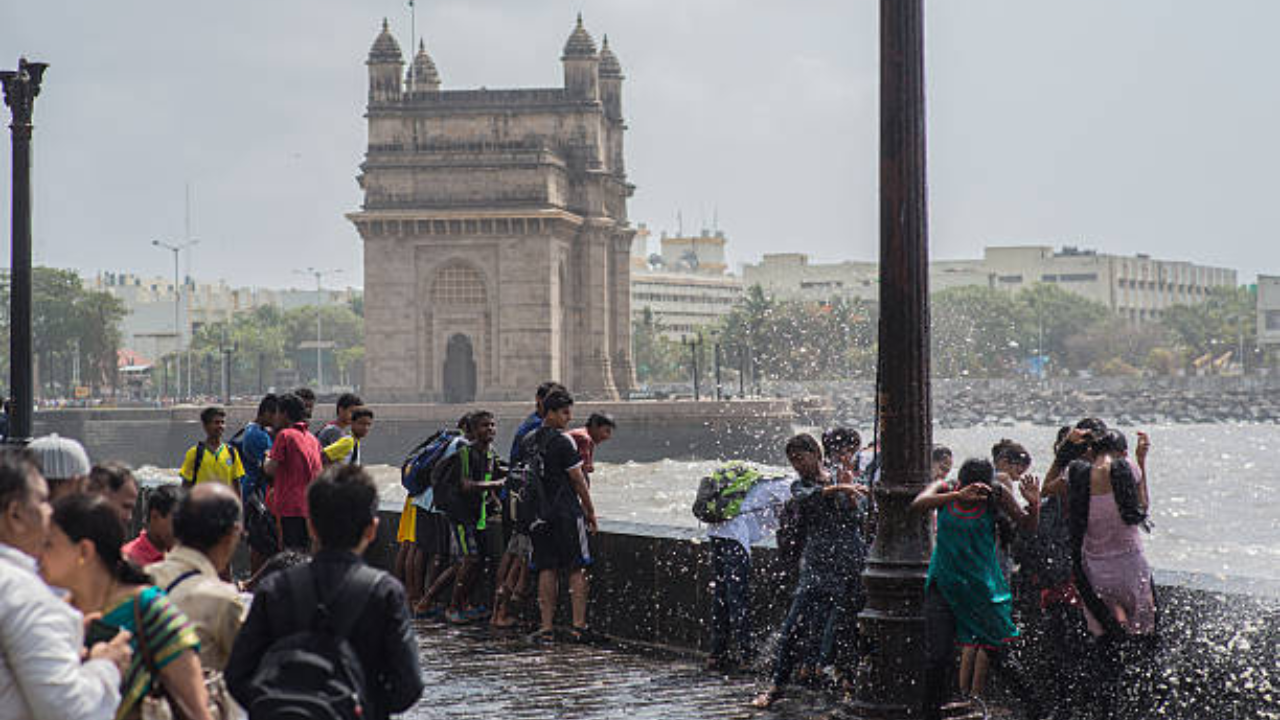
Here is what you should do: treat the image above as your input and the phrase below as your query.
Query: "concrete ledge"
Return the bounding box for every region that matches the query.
[368,510,1280,719]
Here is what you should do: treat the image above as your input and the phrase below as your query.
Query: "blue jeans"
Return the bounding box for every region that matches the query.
[708,537,753,662]
[771,582,837,686]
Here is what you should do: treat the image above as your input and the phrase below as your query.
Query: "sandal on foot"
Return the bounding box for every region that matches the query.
[526,628,555,645]
[566,625,602,644]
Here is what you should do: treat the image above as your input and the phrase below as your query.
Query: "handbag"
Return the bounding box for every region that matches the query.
[133,590,239,720]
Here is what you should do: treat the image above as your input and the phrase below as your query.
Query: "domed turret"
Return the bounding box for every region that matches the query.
[407,40,441,94]
[368,18,404,64]
[598,36,622,78]
[561,14,600,101]
[562,14,598,58]
[367,19,404,103]
[599,35,624,121]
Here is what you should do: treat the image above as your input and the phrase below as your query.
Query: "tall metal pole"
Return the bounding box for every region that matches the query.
[297,268,340,390]
[1,58,48,444]
[713,342,723,401]
[849,2,944,718]
[154,239,198,401]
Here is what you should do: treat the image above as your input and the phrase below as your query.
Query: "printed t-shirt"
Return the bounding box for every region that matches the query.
[179,442,246,487]
[267,423,323,518]
[323,435,362,465]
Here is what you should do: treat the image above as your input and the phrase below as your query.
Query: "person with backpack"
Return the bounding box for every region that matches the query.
[525,389,597,644]
[264,394,324,553]
[433,410,504,624]
[234,395,282,574]
[226,463,424,720]
[408,415,475,619]
[699,462,791,672]
[179,407,246,489]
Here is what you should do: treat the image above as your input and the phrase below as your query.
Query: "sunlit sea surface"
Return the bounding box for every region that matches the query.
[139,422,1280,582]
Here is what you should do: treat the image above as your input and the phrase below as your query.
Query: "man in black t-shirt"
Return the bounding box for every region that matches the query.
[527,389,597,642]
[439,411,503,624]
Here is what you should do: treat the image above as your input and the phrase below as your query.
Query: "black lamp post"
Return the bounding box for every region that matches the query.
[848,2,962,718]
[681,334,702,401]
[1,58,48,445]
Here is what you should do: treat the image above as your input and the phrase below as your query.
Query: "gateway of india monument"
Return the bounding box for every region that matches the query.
[348,16,637,403]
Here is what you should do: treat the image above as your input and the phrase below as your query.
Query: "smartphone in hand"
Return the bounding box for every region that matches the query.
[84,618,119,648]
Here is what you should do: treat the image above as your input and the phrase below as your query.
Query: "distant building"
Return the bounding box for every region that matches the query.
[741,245,1237,322]
[90,272,358,362]
[1259,275,1280,353]
[630,229,743,339]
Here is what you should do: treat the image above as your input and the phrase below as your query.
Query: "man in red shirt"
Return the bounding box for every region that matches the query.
[122,484,181,566]
[566,413,616,485]
[264,392,323,552]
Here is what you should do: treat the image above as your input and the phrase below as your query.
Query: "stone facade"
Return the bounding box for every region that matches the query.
[348,17,636,402]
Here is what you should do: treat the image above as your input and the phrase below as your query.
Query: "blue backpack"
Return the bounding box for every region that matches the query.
[400,429,460,496]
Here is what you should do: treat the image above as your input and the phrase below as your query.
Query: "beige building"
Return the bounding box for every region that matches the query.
[630,229,743,339]
[742,245,1236,322]
[348,17,636,402]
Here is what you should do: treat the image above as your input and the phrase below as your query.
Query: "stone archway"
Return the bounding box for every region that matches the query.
[442,333,477,403]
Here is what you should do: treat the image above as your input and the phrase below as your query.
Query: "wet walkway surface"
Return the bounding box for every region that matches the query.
[404,620,843,720]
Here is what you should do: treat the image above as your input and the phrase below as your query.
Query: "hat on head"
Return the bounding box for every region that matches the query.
[28,434,92,480]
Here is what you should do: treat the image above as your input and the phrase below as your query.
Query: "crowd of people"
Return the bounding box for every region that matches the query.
[706,418,1156,719]
[0,388,423,720]
[0,374,1159,720]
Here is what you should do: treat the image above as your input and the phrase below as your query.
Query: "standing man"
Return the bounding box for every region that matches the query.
[292,387,317,428]
[567,413,616,485]
[226,465,424,720]
[526,389,597,643]
[179,407,246,489]
[317,393,363,448]
[323,407,373,467]
[147,483,247,672]
[236,394,279,502]
[436,411,503,623]
[264,393,323,553]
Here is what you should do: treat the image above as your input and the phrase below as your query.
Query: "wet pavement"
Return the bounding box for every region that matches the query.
[404,620,843,720]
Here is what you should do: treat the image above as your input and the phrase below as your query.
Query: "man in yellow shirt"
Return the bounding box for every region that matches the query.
[323,407,373,467]
[180,407,246,488]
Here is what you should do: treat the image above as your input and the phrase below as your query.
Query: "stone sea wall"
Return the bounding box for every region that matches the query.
[365,512,1280,720]
[772,375,1280,428]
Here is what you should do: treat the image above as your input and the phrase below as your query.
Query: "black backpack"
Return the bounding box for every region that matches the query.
[183,441,240,489]
[506,428,561,535]
[247,565,379,720]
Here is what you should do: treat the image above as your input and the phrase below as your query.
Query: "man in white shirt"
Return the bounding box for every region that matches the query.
[0,449,131,720]
[704,467,793,670]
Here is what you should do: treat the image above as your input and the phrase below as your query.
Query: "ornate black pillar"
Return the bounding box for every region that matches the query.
[848,2,950,717]
[1,58,48,445]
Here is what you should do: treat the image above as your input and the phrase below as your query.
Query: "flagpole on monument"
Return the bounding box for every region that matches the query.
[408,0,417,87]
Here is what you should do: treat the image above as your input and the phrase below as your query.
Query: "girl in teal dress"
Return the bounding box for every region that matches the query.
[912,457,1041,720]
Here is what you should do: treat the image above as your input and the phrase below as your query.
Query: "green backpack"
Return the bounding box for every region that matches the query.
[692,462,766,523]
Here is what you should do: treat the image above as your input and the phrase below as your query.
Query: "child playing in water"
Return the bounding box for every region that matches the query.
[912,457,1042,720]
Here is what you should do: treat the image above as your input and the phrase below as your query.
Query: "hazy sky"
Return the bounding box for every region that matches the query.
[2,0,1278,289]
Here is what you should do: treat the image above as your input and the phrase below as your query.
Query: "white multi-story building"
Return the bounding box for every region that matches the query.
[630,229,743,339]
[90,272,359,362]
[1258,275,1280,353]
[741,245,1237,322]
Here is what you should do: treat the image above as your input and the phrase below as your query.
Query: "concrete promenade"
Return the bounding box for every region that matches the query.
[403,621,843,720]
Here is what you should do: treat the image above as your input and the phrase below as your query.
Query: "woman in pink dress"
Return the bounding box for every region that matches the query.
[1066,428,1158,717]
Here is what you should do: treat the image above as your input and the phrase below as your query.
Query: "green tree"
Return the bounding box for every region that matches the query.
[1014,283,1111,365]
[1160,286,1257,368]
[631,308,685,384]
[930,285,1025,377]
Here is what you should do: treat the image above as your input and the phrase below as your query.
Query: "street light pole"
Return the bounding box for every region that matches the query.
[1,58,48,444]
[296,268,341,390]
[849,1,952,718]
[153,238,198,401]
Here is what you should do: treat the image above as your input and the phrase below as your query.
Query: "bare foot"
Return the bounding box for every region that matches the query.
[749,687,782,709]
